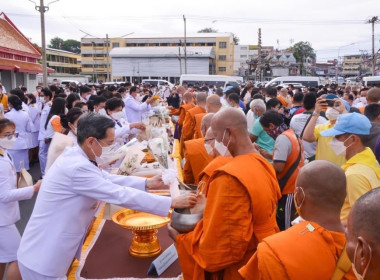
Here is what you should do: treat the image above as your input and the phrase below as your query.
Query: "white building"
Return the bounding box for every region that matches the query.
[233,45,274,76]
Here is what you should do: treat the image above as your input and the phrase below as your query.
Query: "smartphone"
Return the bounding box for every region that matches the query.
[326,100,334,107]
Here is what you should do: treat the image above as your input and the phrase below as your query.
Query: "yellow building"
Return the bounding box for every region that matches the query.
[46,48,81,76]
[80,33,234,82]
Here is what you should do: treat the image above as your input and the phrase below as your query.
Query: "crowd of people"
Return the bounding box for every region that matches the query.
[0,78,379,279]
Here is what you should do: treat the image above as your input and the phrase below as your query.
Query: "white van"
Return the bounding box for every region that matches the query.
[142,79,174,89]
[363,76,380,87]
[265,76,320,88]
[180,74,241,88]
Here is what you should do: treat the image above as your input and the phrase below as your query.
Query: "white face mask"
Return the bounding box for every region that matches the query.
[98,108,107,116]
[111,111,123,121]
[135,93,141,101]
[65,107,68,114]
[214,130,231,157]
[37,96,44,103]
[359,97,367,105]
[91,139,116,165]
[0,135,17,149]
[265,97,272,103]
[330,135,353,156]
[352,242,372,280]
[204,143,213,155]
[326,107,340,121]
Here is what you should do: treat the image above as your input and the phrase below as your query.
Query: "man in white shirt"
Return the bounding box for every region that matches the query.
[17,113,197,280]
[124,86,153,123]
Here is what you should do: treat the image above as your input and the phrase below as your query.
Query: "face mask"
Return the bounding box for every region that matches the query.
[37,96,44,103]
[0,135,17,149]
[265,97,272,103]
[65,107,68,114]
[204,143,213,155]
[330,135,353,156]
[352,242,372,280]
[293,187,305,219]
[98,108,107,116]
[91,139,116,165]
[111,111,123,121]
[359,97,367,104]
[37,89,41,93]
[135,93,141,101]
[326,107,340,121]
[214,130,231,157]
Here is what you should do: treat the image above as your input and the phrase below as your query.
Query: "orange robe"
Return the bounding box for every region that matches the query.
[277,95,287,107]
[180,106,206,156]
[239,221,356,280]
[178,103,195,128]
[170,101,184,116]
[197,156,233,195]
[183,138,214,184]
[193,113,207,139]
[176,153,281,280]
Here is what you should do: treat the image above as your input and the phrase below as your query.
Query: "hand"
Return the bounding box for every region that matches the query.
[33,179,42,193]
[315,97,327,114]
[167,106,173,110]
[131,122,146,130]
[146,97,154,104]
[171,192,198,208]
[333,98,348,114]
[167,223,179,241]
[146,175,167,190]
[259,148,272,159]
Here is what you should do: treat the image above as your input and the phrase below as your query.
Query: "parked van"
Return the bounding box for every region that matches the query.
[362,76,380,87]
[265,76,320,88]
[60,80,79,87]
[180,74,241,88]
[142,79,174,89]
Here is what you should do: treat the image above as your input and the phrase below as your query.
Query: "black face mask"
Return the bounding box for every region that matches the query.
[267,123,288,140]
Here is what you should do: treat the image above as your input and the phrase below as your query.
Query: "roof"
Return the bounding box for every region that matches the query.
[0,12,41,57]
[82,32,233,40]
[110,46,215,58]
[46,47,80,55]
[0,58,55,74]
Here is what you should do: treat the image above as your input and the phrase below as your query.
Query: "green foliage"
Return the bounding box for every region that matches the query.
[232,33,239,45]
[292,41,316,63]
[197,27,218,33]
[48,37,81,54]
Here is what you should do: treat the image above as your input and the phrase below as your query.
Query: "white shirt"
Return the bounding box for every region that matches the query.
[5,109,34,150]
[67,131,78,146]
[18,146,171,277]
[124,96,150,123]
[38,101,52,141]
[246,110,257,132]
[28,103,40,133]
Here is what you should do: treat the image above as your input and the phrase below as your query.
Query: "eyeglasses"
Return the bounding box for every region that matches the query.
[204,137,215,143]
[1,133,19,140]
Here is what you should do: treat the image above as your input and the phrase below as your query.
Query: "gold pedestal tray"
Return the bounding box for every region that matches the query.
[112,209,170,258]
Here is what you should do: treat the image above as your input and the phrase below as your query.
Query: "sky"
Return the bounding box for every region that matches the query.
[2,0,380,62]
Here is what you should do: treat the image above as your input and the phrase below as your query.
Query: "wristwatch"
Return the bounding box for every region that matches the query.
[312,111,320,117]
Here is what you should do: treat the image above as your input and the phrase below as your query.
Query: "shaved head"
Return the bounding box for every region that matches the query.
[206,95,222,113]
[212,108,247,134]
[201,113,214,136]
[196,92,207,104]
[367,88,380,103]
[177,86,186,95]
[296,160,346,211]
[183,92,193,103]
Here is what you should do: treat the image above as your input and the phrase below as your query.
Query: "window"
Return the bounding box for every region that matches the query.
[112,42,120,48]
[219,42,227,48]
[240,55,247,58]
[219,55,226,61]
[218,67,226,72]
[207,42,216,46]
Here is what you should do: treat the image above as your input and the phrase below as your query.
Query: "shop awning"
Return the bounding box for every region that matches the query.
[0,58,54,74]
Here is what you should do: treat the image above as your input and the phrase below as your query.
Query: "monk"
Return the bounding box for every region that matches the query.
[181,92,207,143]
[194,95,222,139]
[175,92,195,140]
[346,188,380,280]
[183,114,215,184]
[170,86,187,115]
[169,108,281,280]
[197,127,232,195]
[239,160,356,280]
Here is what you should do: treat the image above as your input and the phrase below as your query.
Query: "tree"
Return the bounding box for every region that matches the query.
[292,41,316,75]
[48,37,64,49]
[232,33,239,45]
[61,39,81,54]
[198,27,218,33]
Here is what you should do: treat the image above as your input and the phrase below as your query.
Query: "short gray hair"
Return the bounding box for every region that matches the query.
[250,99,266,111]
[77,113,115,144]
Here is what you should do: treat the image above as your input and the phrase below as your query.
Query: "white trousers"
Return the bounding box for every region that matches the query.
[38,140,49,176]
[18,262,67,280]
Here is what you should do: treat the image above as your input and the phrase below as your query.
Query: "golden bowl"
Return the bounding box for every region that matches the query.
[112,209,170,258]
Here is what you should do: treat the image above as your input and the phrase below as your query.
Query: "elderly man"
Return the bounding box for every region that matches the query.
[240,160,356,280]
[183,114,214,184]
[346,188,380,280]
[277,87,292,109]
[194,95,222,139]
[17,113,197,280]
[321,112,380,223]
[170,108,281,280]
[246,99,266,132]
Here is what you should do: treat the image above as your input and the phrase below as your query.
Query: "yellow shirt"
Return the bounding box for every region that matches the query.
[314,122,346,166]
[0,93,8,111]
[340,148,380,221]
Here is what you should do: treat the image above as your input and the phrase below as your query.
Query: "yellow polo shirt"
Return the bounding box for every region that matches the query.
[314,122,346,166]
[340,148,380,221]
[0,93,8,111]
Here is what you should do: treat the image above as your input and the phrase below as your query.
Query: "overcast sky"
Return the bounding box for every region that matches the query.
[3,0,380,62]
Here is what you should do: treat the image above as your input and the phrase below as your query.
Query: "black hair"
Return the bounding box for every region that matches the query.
[26,93,36,104]
[49,85,60,94]
[80,86,92,95]
[45,97,66,130]
[349,107,361,114]
[77,113,115,145]
[0,118,15,133]
[8,95,23,111]
[66,93,80,110]
[108,85,117,92]
[263,87,277,98]
[130,86,138,94]
[227,93,240,104]
[42,88,53,100]
[364,104,380,122]
[101,91,113,100]
[259,110,284,128]
[21,86,27,93]
[10,88,26,103]
[61,107,83,129]
[265,98,281,111]
[74,102,88,110]
[293,93,304,103]
[118,87,126,94]
[113,93,123,99]
[303,93,317,111]
[93,95,107,107]
[56,93,67,99]
[225,87,241,97]
[105,97,124,114]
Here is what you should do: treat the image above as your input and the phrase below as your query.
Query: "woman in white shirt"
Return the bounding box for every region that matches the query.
[4,96,34,173]
[0,118,40,280]
[61,107,84,146]
[25,94,40,149]
[44,97,66,145]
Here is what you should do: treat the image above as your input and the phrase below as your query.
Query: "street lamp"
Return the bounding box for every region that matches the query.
[336,42,355,83]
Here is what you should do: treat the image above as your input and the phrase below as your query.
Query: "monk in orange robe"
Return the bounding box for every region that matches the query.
[168,108,281,280]
[193,95,222,139]
[183,114,215,184]
[170,86,186,116]
[239,160,356,280]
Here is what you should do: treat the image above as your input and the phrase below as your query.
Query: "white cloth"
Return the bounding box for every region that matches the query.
[38,140,49,176]
[8,149,29,172]
[18,262,67,280]
[45,115,60,139]
[0,224,21,262]
[0,148,34,228]
[4,109,34,150]
[38,101,52,141]
[290,113,327,159]
[18,146,172,278]
[67,131,78,146]
[124,96,150,123]
[246,110,256,132]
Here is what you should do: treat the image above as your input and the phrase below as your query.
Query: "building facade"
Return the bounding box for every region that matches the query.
[341,54,371,77]
[233,45,274,76]
[81,33,234,82]
[46,48,81,75]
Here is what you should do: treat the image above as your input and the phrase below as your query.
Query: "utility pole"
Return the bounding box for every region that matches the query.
[183,15,187,74]
[367,16,379,76]
[106,33,110,82]
[178,46,182,76]
[256,28,262,81]
[29,0,59,87]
